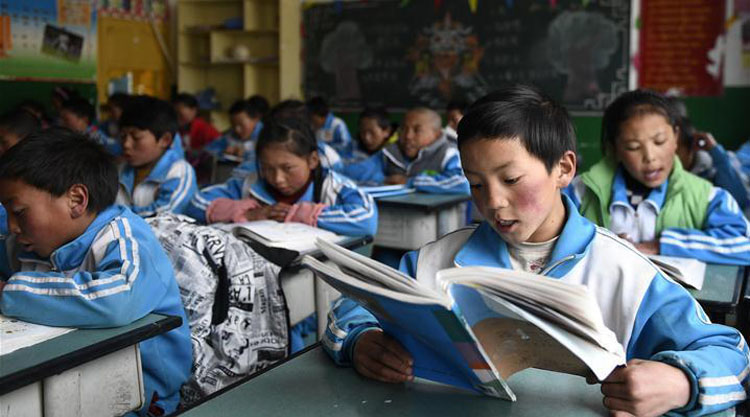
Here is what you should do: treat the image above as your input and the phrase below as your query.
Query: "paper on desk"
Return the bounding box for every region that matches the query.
[0,315,73,355]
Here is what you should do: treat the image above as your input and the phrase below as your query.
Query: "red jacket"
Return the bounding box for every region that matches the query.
[180,117,220,150]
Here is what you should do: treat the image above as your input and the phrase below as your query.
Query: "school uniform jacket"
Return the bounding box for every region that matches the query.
[343,135,470,194]
[186,167,378,236]
[689,145,750,211]
[324,195,750,415]
[566,159,750,265]
[0,205,192,415]
[116,142,197,217]
[86,125,122,156]
[204,121,264,160]
[316,112,353,157]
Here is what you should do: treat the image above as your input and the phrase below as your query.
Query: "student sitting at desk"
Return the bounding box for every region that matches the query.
[345,106,397,164]
[566,90,750,265]
[344,107,470,194]
[205,99,265,162]
[186,118,377,237]
[173,92,221,151]
[116,95,198,217]
[0,129,192,416]
[325,85,750,416]
[59,96,122,156]
[308,96,354,158]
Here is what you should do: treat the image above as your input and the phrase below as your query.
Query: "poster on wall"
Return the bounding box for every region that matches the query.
[0,0,97,81]
[303,0,631,113]
[638,0,726,96]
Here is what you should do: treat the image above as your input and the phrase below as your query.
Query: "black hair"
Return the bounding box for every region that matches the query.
[359,106,392,131]
[0,110,42,140]
[269,99,310,124]
[120,95,178,139]
[0,127,118,213]
[229,99,264,119]
[457,84,576,173]
[601,89,678,156]
[666,96,696,148]
[172,92,198,109]
[107,92,130,110]
[446,99,469,114]
[256,118,323,202]
[247,94,270,117]
[61,97,95,124]
[306,96,329,118]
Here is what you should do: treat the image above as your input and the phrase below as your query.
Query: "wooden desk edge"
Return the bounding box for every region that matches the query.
[0,314,182,395]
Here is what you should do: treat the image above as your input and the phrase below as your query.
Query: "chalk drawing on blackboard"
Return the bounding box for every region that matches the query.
[407,14,488,108]
[320,21,373,101]
[545,11,618,104]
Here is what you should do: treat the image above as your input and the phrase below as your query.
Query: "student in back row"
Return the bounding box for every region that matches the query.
[308,96,354,158]
[59,96,122,156]
[116,96,197,217]
[567,90,750,265]
[173,92,221,151]
[0,129,191,415]
[344,107,470,194]
[205,98,265,162]
[325,85,749,416]
[186,117,377,237]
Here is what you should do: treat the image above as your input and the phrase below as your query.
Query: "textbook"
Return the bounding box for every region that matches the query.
[0,315,73,355]
[647,255,706,290]
[302,239,626,401]
[217,220,348,266]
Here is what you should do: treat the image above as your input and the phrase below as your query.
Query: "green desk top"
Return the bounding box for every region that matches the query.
[689,264,745,312]
[0,313,181,395]
[376,193,470,212]
[178,346,605,417]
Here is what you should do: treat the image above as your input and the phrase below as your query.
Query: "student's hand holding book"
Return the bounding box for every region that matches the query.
[597,359,690,417]
[353,329,414,383]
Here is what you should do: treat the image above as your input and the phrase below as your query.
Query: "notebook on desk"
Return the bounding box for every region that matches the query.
[0,315,73,355]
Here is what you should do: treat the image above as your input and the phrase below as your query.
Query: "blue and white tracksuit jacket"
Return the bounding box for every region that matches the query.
[324,195,750,415]
[690,145,750,210]
[316,113,353,158]
[220,142,345,181]
[86,125,122,157]
[204,121,264,161]
[116,143,197,217]
[565,172,750,265]
[342,136,470,194]
[186,168,377,236]
[0,205,192,415]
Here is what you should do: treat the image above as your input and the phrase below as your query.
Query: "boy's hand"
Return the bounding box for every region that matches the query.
[353,329,414,384]
[268,203,292,222]
[384,174,408,185]
[600,359,690,417]
[634,241,659,255]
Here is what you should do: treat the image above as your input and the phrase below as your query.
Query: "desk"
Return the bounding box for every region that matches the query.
[0,314,181,417]
[374,193,470,250]
[689,264,746,323]
[178,345,606,417]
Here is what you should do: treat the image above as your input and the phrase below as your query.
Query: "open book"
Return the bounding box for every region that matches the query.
[647,255,706,290]
[217,220,348,266]
[302,239,626,401]
[1,315,73,355]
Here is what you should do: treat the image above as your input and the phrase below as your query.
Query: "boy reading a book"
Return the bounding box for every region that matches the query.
[325,85,749,416]
[0,128,192,415]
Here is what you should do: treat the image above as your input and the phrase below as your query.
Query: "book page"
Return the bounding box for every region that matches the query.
[231,221,346,253]
[647,255,706,290]
[1,315,74,355]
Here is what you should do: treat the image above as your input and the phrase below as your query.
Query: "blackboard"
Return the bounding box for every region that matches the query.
[303,0,631,112]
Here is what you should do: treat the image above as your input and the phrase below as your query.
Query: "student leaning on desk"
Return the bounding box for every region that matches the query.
[0,128,191,416]
[325,85,750,416]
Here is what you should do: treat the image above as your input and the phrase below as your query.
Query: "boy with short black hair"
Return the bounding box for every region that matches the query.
[0,109,41,155]
[0,128,191,415]
[345,107,470,194]
[205,99,265,161]
[307,96,353,157]
[59,96,122,156]
[173,92,220,150]
[325,85,749,416]
[117,95,197,217]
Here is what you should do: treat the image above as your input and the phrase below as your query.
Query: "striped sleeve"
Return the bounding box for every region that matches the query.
[132,160,197,218]
[342,152,386,186]
[0,217,166,328]
[316,178,378,236]
[331,119,354,157]
[407,148,470,195]
[709,145,750,210]
[185,176,246,223]
[660,187,750,265]
[628,272,749,414]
